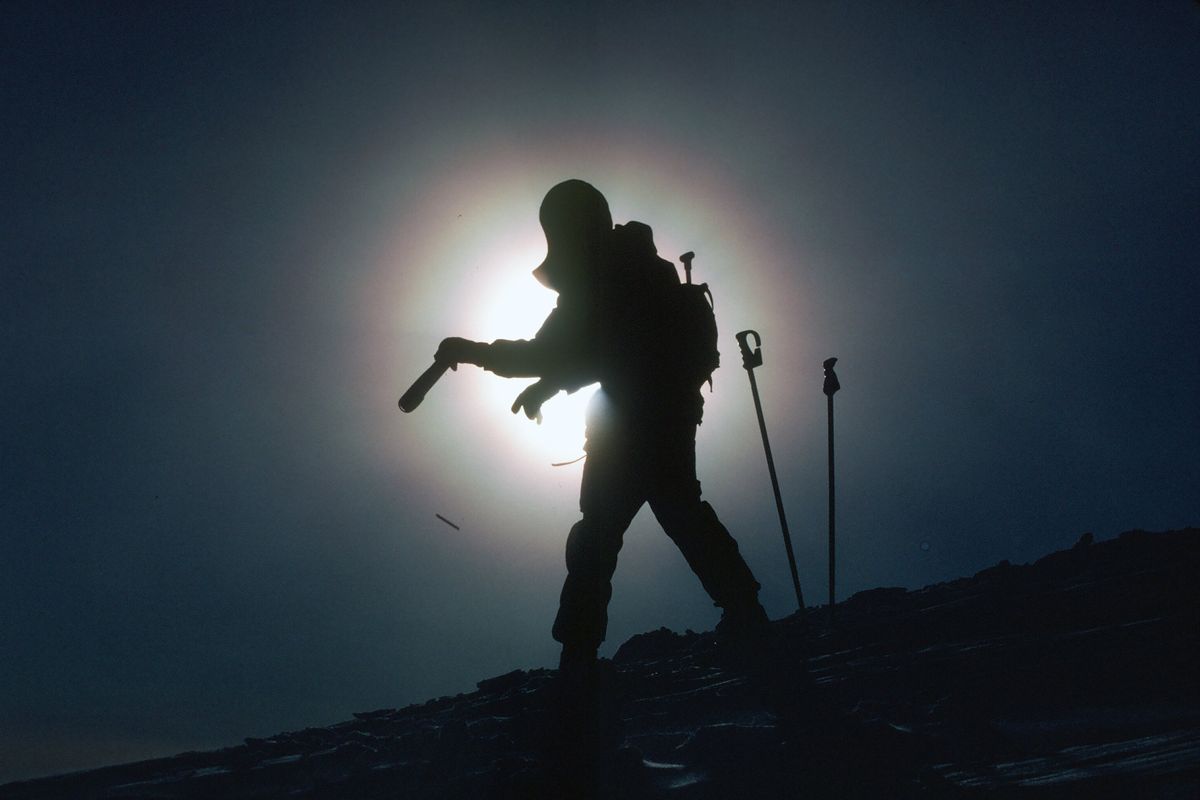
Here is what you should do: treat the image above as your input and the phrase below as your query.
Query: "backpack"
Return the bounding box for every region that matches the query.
[611,223,720,392]
[672,267,721,391]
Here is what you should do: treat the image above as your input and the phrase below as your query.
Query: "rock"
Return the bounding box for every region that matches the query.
[3,528,1196,799]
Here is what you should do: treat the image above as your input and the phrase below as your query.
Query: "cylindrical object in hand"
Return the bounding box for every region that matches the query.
[399,361,451,412]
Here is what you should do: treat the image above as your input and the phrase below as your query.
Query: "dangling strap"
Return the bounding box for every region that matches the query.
[551,454,588,467]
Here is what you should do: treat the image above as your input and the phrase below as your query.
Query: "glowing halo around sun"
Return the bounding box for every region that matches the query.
[464,234,599,466]
[367,143,817,486]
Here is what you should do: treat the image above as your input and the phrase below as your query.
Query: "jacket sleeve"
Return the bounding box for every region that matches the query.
[476,304,596,391]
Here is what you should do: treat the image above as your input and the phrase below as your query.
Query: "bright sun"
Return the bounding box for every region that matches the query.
[463,235,598,466]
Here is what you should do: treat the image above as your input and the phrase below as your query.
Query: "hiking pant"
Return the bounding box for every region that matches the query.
[551,421,761,650]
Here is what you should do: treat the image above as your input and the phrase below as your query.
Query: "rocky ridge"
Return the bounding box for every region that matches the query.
[2,528,1197,799]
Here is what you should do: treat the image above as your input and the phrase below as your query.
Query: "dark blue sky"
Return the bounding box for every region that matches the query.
[3,1,1197,783]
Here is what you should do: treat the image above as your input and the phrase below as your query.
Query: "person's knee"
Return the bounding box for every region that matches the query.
[695,499,720,522]
[657,499,729,543]
[564,517,623,575]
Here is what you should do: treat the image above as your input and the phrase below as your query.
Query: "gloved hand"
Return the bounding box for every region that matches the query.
[435,337,487,368]
[511,380,559,424]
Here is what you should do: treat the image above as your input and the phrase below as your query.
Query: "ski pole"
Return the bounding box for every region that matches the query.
[736,330,806,618]
[823,357,840,623]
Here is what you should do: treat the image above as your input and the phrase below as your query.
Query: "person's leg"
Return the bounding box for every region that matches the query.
[647,428,766,629]
[552,439,644,666]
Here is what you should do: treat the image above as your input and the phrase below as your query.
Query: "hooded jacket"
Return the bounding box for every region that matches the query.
[478,222,705,427]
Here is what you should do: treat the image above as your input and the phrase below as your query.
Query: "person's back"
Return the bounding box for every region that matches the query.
[579,221,708,432]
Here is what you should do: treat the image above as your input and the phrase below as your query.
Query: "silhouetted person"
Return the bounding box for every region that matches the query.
[437,180,767,671]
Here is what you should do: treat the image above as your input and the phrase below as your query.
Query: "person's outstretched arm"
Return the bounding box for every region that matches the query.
[436,304,592,383]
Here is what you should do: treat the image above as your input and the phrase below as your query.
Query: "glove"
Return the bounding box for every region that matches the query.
[435,337,487,368]
[511,380,559,424]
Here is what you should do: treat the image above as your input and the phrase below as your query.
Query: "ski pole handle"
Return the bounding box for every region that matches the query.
[823,357,841,396]
[735,329,763,370]
[680,251,695,285]
[399,361,451,413]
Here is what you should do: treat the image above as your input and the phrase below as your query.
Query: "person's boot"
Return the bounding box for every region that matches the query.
[716,600,770,640]
[558,642,599,674]
[556,642,617,698]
